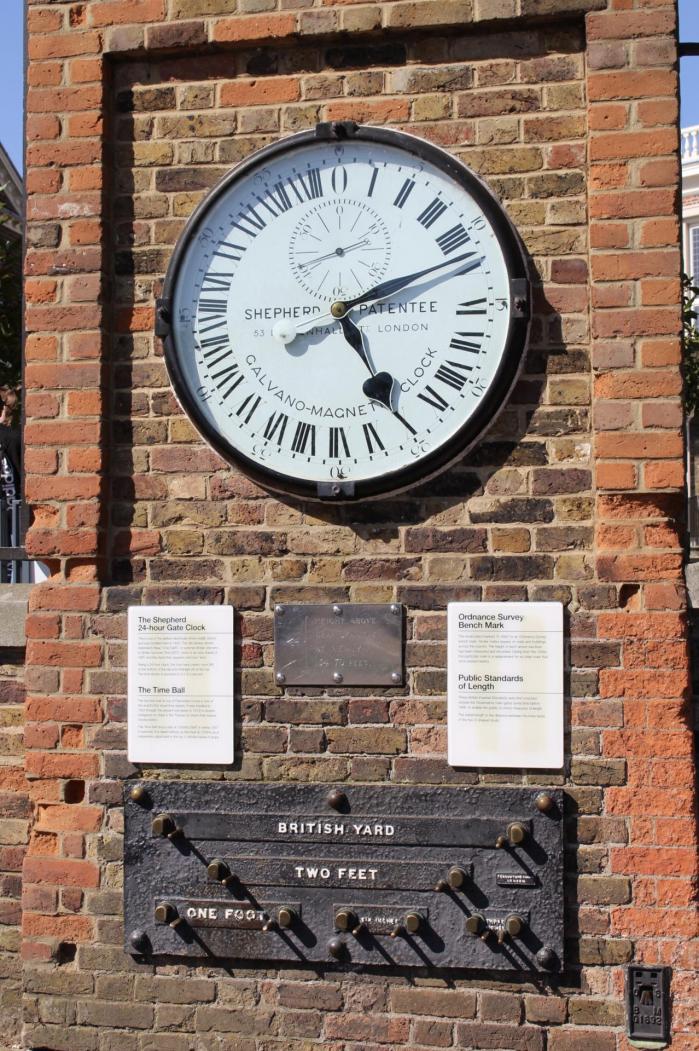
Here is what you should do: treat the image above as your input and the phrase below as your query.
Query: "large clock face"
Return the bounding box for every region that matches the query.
[161,124,529,501]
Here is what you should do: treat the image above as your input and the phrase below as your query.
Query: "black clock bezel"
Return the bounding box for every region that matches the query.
[158,122,530,503]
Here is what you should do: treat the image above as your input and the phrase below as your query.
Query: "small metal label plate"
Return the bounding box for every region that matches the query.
[169,900,301,930]
[337,904,431,935]
[274,603,403,686]
[496,873,538,888]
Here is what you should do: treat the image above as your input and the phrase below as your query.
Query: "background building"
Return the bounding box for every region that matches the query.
[681,125,699,277]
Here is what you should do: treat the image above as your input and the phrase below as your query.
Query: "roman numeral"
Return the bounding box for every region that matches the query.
[198,317,226,335]
[436,223,470,255]
[290,168,323,203]
[434,360,472,391]
[418,385,450,412]
[202,274,233,292]
[393,178,415,208]
[291,421,316,455]
[260,181,293,216]
[457,297,487,315]
[236,394,260,424]
[199,333,229,351]
[211,363,244,400]
[367,168,378,197]
[331,166,348,193]
[263,411,288,445]
[329,426,350,458]
[362,422,385,454]
[198,298,227,315]
[214,242,246,262]
[203,347,233,367]
[232,204,267,238]
[450,331,483,353]
[417,197,447,228]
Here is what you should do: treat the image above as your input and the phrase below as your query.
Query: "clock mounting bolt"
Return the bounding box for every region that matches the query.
[391,672,401,684]
[276,672,286,685]
[333,672,343,684]
[333,605,342,616]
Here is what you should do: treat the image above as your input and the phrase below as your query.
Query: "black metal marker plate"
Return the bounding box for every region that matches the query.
[124,782,564,971]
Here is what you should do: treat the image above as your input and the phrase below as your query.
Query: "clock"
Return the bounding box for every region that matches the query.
[157,121,530,502]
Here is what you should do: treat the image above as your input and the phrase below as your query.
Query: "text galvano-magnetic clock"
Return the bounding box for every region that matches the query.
[157,122,530,502]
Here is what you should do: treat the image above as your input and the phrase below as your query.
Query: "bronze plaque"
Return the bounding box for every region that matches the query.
[274,603,403,687]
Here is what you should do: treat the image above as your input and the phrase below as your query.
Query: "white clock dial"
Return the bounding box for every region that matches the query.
[161,125,529,501]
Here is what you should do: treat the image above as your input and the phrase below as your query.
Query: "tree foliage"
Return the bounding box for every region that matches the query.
[683,273,699,417]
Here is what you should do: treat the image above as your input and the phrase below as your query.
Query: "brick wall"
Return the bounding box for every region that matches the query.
[19,0,699,1049]
[0,647,28,1048]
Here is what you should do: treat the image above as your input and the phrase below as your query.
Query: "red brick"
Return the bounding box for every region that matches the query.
[36,806,103,833]
[23,857,100,888]
[25,641,103,668]
[587,9,675,41]
[22,913,94,940]
[27,8,63,32]
[220,77,301,107]
[595,432,682,458]
[596,462,637,490]
[644,460,685,489]
[610,847,697,877]
[595,370,680,400]
[212,13,296,41]
[29,31,102,60]
[90,0,166,27]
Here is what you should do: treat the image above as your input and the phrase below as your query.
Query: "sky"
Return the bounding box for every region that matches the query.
[680,0,699,128]
[0,1,697,172]
[0,0,23,175]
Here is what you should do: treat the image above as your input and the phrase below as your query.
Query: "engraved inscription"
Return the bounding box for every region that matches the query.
[496,873,538,888]
[274,603,403,687]
[278,821,395,837]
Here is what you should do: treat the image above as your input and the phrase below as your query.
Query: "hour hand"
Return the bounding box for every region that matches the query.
[338,314,372,373]
[338,315,395,412]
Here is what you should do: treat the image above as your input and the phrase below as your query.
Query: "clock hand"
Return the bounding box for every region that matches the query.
[297,238,371,271]
[331,252,484,317]
[338,314,416,434]
[272,310,336,344]
[273,252,484,344]
[272,252,484,344]
[337,313,375,377]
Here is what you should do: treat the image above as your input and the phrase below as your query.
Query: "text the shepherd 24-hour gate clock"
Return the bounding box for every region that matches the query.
[157,122,530,501]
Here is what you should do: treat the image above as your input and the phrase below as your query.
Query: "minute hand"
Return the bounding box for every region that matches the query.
[338,251,483,313]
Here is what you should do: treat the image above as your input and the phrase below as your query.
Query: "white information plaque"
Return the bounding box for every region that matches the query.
[448,602,563,770]
[127,605,234,764]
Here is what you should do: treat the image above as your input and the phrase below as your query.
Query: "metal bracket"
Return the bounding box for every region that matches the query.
[510,279,530,319]
[315,121,359,141]
[317,481,356,500]
[155,298,172,338]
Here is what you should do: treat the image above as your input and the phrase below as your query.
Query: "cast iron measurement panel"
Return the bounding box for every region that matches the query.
[124,782,564,972]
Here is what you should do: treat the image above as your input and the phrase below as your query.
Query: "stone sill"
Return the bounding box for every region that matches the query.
[0,583,32,648]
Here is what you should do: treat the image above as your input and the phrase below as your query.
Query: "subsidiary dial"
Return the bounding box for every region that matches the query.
[289,199,391,300]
